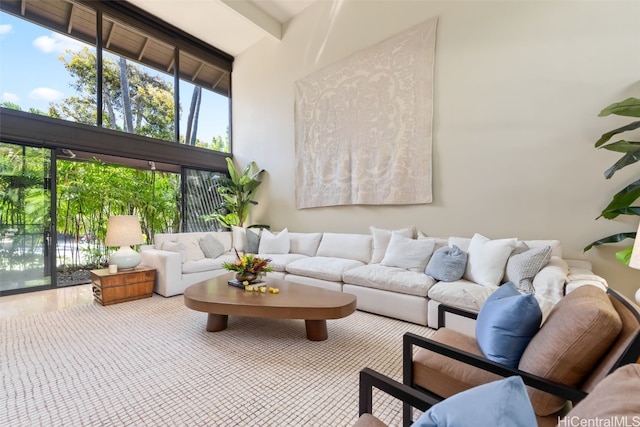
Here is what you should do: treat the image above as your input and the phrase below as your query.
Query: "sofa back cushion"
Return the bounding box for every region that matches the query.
[155,232,232,253]
[518,285,622,416]
[288,232,323,256]
[316,233,372,263]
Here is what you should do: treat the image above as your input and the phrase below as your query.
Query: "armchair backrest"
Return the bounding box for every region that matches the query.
[580,289,640,392]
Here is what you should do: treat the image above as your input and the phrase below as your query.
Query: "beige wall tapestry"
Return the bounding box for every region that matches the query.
[294,16,438,209]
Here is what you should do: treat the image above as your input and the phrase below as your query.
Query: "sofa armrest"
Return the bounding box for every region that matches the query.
[140,249,182,297]
[402,332,587,403]
[358,368,439,425]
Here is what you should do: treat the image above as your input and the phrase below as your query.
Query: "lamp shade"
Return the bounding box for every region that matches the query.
[105,215,144,270]
[105,215,144,247]
[630,221,640,270]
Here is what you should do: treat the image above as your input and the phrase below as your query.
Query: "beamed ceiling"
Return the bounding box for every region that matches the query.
[0,0,232,96]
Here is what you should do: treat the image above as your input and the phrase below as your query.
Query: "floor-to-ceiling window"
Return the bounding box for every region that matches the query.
[0,0,234,295]
[0,143,54,294]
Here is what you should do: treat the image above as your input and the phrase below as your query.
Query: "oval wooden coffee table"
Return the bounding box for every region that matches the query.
[183,273,357,341]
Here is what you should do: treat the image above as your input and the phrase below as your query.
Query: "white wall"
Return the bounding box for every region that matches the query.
[231,0,640,299]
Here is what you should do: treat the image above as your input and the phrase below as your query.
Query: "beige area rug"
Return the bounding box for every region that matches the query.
[1,294,435,426]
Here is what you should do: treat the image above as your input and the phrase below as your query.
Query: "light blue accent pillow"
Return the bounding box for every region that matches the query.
[411,376,537,427]
[475,282,542,368]
[424,245,467,282]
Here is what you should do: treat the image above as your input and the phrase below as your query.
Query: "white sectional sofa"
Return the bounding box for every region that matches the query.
[140,227,607,329]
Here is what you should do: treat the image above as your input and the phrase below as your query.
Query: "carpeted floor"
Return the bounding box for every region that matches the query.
[0,294,435,426]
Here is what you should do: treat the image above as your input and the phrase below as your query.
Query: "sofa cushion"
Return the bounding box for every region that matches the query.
[413,328,503,398]
[177,235,205,261]
[199,234,226,259]
[342,264,437,297]
[370,226,415,263]
[476,282,542,368]
[261,253,308,272]
[464,233,517,287]
[412,376,536,427]
[427,280,496,312]
[563,363,640,421]
[162,240,186,262]
[316,233,372,264]
[285,256,365,282]
[288,232,322,256]
[504,245,552,294]
[258,228,290,254]
[425,245,468,282]
[521,239,562,258]
[182,252,237,273]
[380,232,435,273]
[518,285,622,416]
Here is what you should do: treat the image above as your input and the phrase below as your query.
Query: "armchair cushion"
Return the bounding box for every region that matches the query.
[518,285,622,416]
[563,363,640,421]
[412,376,536,427]
[475,282,542,368]
[413,329,502,398]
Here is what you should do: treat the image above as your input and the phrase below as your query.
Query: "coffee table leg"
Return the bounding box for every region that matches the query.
[305,319,328,341]
[206,314,228,332]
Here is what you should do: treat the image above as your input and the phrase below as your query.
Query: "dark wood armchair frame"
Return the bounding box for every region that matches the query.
[401,288,640,427]
[358,367,440,420]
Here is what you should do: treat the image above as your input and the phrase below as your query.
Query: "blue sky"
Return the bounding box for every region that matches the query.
[0,11,229,141]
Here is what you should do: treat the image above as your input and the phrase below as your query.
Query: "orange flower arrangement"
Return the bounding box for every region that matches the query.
[223,248,273,276]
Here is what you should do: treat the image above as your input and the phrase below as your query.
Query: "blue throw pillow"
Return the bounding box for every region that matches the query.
[411,376,537,427]
[475,282,542,368]
[425,245,467,282]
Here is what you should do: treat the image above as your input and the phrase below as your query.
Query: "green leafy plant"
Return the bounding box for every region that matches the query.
[211,158,265,228]
[584,97,640,264]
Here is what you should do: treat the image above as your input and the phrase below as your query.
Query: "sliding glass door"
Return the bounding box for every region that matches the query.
[0,142,54,295]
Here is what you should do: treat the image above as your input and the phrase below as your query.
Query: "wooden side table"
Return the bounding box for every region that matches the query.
[90,266,156,306]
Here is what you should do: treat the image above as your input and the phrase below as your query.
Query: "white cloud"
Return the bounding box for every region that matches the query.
[0,24,12,36]
[29,87,63,102]
[33,32,83,54]
[1,92,20,103]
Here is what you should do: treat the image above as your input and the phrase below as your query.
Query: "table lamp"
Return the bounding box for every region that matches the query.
[631,221,640,305]
[630,222,640,270]
[105,215,144,270]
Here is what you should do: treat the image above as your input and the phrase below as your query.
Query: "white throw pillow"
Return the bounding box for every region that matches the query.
[176,235,205,262]
[258,228,290,254]
[464,233,517,287]
[381,232,436,273]
[232,225,247,252]
[370,226,415,264]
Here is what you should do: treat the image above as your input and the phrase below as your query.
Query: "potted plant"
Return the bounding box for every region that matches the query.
[210,157,265,228]
[584,97,640,264]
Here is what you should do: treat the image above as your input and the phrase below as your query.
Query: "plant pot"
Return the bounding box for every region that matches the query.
[235,272,258,283]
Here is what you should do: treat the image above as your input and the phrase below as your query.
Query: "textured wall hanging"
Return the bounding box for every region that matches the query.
[294,16,438,209]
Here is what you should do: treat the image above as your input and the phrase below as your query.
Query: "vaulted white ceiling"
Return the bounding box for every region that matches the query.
[124,0,316,57]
